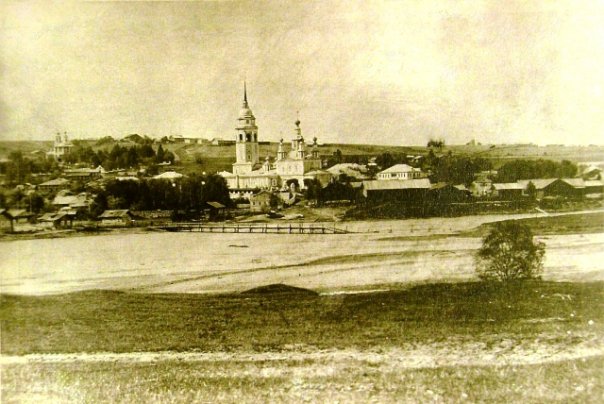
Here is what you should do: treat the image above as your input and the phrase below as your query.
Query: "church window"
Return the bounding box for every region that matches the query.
[246,134,251,141]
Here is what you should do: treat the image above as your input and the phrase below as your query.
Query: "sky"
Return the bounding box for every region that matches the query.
[1,0,603,146]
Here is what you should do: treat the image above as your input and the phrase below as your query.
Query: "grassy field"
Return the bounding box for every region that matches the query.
[468,212,604,237]
[2,281,602,354]
[2,355,603,403]
[2,281,603,402]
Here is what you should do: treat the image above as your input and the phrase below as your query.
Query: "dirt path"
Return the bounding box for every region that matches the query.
[3,336,603,370]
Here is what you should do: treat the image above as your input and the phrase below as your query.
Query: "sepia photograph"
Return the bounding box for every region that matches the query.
[1,1,603,402]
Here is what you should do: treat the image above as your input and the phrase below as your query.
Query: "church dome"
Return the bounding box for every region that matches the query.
[239,105,255,119]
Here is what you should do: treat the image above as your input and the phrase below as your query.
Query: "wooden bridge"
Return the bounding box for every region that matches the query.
[158,222,349,234]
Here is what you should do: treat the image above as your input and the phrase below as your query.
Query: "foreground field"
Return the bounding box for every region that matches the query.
[1,282,603,402]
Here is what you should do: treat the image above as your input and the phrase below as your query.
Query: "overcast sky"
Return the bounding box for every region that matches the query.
[1,0,603,145]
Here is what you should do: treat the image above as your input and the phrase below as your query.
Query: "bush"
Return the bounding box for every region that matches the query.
[475,221,545,281]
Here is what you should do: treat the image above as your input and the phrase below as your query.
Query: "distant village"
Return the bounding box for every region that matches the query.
[1,87,603,234]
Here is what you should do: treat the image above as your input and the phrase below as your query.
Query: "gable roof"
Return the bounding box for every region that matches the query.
[584,180,603,187]
[98,209,132,219]
[152,171,184,180]
[206,201,226,209]
[492,183,524,191]
[561,178,585,188]
[517,178,558,190]
[363,178,431,191]
[6,209,34,219]
[378,164,422,174]
[39,178,70,187]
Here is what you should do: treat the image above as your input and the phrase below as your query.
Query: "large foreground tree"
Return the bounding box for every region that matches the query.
[475,221,545,281]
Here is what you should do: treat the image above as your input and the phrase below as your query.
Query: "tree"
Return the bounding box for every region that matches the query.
[156,144,165,163]
[427,138,445,150]
[475,221,545,281]
[526,181,537,201]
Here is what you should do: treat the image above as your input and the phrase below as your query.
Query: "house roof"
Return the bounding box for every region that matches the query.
[429,182,469,191]
[363,178,431,191]
[207,201,226,209]
[52,195,79,206]
[38,213,57,221]
[492,183,524,190]
[39,178,70,187]
[98,209,131,219]
[153,171,184,180]
[584,180,603,187]
[378,164,422,174]
[6,209,34,218]
[561,178,585,188]
[517,178,558,190]
[39,212,71,222]
[52,192,91,207]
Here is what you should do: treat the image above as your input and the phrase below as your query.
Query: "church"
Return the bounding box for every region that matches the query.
[219,84,331,199]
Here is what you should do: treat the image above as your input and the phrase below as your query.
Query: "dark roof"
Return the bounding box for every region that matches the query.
[98,209,132,219]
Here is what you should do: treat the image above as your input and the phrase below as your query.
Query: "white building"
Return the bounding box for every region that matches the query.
[47,132,74,162]
[376,164,426,180]
[220,84,330,197]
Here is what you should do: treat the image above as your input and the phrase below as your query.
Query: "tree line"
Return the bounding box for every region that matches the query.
[65,143,175,170]
[495,159,577,182]
[91,174,230,217]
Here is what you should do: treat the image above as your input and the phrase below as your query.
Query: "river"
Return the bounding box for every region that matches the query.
[1,213,603,295]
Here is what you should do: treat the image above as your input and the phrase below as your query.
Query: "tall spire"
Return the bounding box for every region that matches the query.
[243,81,248,106]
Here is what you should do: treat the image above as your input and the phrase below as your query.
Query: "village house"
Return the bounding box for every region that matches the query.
[38,212,73,229]
[362,178,431,204]
[0,209,35,232]
[51,192,94,214]
[518,179,558,199]
[491,183,524,200]
[97,209,137,226]
[63,166,104,182]
[37,178,70,193]
[547,178,585,199]
[205,201,227,221]
[152,171,184,181]
[249,190,273,213]
[0,209,13,232]
[427,183,471,204]
[584,180,604,197]
[579,165,602,180]
[211,138,236,146]
[376,164,427,181]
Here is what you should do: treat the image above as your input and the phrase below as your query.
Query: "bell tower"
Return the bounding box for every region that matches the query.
[234,82,259,174]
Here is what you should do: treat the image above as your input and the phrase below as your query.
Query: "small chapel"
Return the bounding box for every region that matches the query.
[219,84,331,198]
